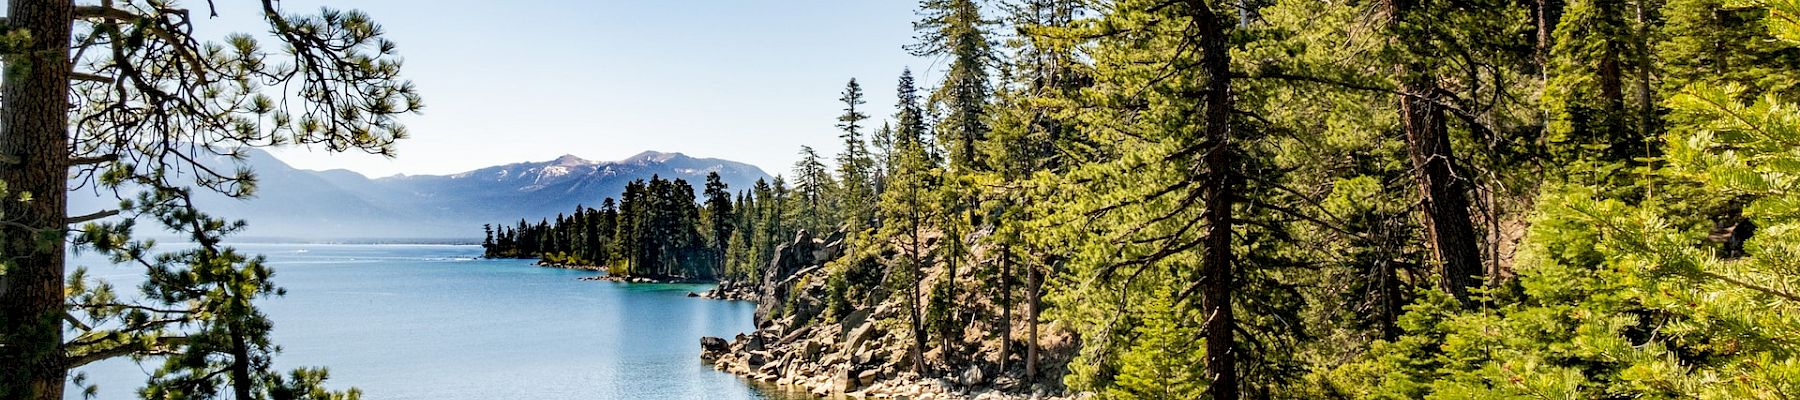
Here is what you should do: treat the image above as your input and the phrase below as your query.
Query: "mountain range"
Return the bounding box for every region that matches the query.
[69,149,772,241]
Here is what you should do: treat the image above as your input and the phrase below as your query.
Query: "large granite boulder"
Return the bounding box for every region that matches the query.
[754,230,819,322]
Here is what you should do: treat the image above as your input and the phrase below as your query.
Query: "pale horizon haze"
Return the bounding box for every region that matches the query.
[188,1,939,178]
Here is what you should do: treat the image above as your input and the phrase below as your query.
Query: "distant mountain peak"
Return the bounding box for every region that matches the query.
[551,154,591,165]
[625,150,687,164]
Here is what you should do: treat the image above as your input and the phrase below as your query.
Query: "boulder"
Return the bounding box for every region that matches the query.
[822,228,847,250]
[842,322,877,359]
[700,336,729,357]
[855,347,880,365]
[858,369,880,386]
[840,307,873,339]
[836,367,863,393]
[778,324,813,345]
[746,332,766,352]
[802,339,823,361]
[815,237,845,262]
[961,365,985,386]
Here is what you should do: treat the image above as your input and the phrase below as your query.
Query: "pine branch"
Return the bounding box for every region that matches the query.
[65,336,188,369]
[1701,270,1800,303]
[67,209,121,225]
[69,154,118,166]
[72,5,140,21]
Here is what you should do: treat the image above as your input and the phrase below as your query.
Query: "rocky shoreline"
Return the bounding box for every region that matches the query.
[701,308,1076,400]
[695,229,1080,400]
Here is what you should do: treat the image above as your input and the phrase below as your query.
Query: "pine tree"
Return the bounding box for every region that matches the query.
[1385,0,1494,305]
[704,172,737,276]
[1024,1,1249,397]
[985,0,1086,380]
[793,146,836,234]
[1543,0,1653,172]
[912,0,999,365]
[1660,0,1800,97]
[911,0,996,172]
[896,68,933,158]
[878,120,943,375]
[836,78,878,232]
[3,1,417,396]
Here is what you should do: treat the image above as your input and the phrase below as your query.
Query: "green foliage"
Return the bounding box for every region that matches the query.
[1661,0,1800,97]
[1543,0,1650,169]
[1105,291,1209,400]
[911,0,994,172]
[1329,2,1800,397]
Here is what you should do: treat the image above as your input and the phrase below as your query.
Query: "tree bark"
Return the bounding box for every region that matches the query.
[0,0,74,398]
[998,243,1012,372]
[1598,7,1630,160]
[943,213,962,366]
[1388,0,1485,306]
[1025,260,1040,384]
[230,326,255,400]
[1376,259,1404,340]
[1633,0,1654,163]
[1537,0,1551,66]
[1402,82,1484,304]
[1191,1,1239,398]
[909,203,929,375]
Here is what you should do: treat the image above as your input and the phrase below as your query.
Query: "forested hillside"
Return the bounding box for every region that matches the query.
[690,0,1800,398]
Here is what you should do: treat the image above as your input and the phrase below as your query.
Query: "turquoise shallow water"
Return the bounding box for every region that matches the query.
[65,243,791,400]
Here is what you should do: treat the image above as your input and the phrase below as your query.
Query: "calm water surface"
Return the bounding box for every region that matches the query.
[66,243,802,400]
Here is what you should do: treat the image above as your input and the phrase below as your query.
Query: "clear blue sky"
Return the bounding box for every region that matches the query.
[196,1,939,177]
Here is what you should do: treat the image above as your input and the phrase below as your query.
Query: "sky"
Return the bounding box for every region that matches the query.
[191,1,941,178]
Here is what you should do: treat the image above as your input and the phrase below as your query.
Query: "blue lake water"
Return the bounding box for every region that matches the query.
[65,243,790,399]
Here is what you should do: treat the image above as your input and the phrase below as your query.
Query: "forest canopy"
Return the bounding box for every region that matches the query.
[620,0,1800,398]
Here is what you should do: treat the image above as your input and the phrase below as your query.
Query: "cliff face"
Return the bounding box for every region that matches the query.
[700,229,1080,400]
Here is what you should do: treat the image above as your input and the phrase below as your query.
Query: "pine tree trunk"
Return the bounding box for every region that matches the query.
[998,243,1012,372]
[1400,81,1484,305]
[943,218,961,366]
[1389,0,1485,306]
[1599,12,1629,159]
[1192,1,1239,398]
[1537,0,1552,66]
[1025,262,1040,384]
[1634,0,1655,160]
[910,209,929,375]
[1376,259,1403,340]
[0,1,74,398]
[230,326,255,400]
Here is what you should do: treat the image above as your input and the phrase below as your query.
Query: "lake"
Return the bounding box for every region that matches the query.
[65,243,800,399]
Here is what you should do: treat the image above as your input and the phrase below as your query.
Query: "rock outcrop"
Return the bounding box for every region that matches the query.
[753,230,824,321]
